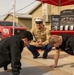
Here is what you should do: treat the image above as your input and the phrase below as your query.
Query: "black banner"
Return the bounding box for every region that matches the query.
[51,15,60,30]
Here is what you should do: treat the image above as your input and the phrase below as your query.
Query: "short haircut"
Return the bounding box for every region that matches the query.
[49,35,59,46]
[19,31,33,41]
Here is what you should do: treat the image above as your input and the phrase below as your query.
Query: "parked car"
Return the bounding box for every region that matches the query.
[0,21,27,40]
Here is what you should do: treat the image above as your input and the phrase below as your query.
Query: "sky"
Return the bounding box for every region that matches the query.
[0,0,41,20]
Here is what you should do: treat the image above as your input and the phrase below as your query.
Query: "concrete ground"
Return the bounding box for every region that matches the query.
[0,47,73,75]
[0,62,52,75]
[22,47,74,75]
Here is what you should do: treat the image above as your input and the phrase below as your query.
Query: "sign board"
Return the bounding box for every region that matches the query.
[51,15,60,30]
[60,9,74,30]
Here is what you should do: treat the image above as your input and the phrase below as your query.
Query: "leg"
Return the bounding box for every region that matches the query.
[27,44,40,58]
[42,44,52,59]
[4,64,12,72]
[4,65,8,70]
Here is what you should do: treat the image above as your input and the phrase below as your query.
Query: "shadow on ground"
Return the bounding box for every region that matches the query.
[0,66,53,75]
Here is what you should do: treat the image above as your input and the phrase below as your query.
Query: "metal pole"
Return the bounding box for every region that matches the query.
[13,0,16,35]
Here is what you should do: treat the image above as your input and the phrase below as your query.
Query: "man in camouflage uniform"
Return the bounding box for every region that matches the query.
[27,17,52,59]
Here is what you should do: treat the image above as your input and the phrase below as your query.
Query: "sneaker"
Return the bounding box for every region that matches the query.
[33,54,40,59]
[43,57,47,59]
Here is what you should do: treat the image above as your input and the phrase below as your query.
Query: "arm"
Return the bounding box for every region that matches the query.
[49,49,60,68]
[42,29,50,46]
[54,49,60,67]
[30,28,37,46]
[10,41,22,75]
[30,28,42,47]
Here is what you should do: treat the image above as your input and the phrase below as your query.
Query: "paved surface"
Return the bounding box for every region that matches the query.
[0,62,52,75]
[22,47,74,75]
[0,47,74,75]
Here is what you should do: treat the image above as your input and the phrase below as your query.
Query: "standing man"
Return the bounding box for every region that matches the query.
[0,31,33,75]
[27,17,52,59]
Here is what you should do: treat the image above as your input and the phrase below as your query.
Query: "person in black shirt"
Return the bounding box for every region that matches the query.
[0,31,33,75]
[49,34,74,68]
